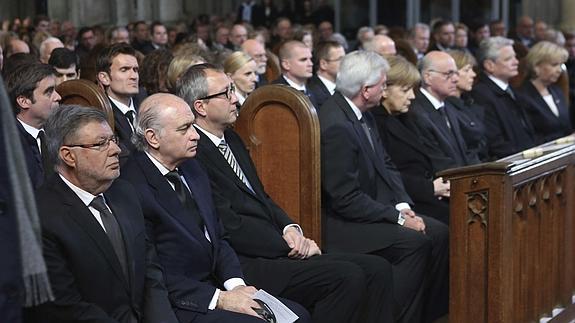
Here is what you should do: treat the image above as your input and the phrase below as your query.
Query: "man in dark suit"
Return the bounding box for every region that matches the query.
[181,63,394,323]
[272,40,319,107]
[96,43,141,163]
[319,51,449,323]
[308,40,345,109]
[470,36,536,159]
[121,93,310,323]
[410,51,480,168]
[428,20,455,52]
[5,62,61,189]
[241,39,269,87]
[29,105,176,322]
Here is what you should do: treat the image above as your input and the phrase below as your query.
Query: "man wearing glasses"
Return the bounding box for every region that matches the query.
[186,63,395,323]
[27,105,177,322]
[307,40,346,110]
[409,50,479,168]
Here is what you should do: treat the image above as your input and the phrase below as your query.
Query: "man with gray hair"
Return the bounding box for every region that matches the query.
[241,38,268,87]
[470,36,535,159]
[185,63,395,323]
[39,37,64,64]
[121,93,310,322]
[408,23,430,61]
[30,104,176,322]
[363,34,397,57]
[319,50,449,323]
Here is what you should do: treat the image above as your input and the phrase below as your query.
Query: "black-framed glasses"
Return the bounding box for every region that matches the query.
[428,69,459,79]
[64,135,119,151]
[198,83,236,101]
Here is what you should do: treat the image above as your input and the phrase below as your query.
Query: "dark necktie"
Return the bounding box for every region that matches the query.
[37,130,52,177]
[437,106,451,129]
[90,196,128,277]
[359,116,375,150]
[165,170,205,230]
[125,110,136,127]
[218,140,251,188]
[505,86,516,100]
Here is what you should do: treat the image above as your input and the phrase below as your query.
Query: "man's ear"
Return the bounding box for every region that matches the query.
[59,146,76,168]
[144,128,160,150]
[97,71,111,87]
[193,100,208,117]
[483,60,495,74]
[280,59,289,72]
[319,58,328,71]
[16,95,32,110]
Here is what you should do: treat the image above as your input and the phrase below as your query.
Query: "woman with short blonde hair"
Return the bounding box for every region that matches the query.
[519,41,572,142]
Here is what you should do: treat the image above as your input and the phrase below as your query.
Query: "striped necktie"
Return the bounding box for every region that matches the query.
[218,140,250,187]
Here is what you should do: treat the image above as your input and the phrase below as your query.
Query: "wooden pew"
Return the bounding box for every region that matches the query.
[56,79,115,131]
[439,138,575,323]
[234,84,322,246]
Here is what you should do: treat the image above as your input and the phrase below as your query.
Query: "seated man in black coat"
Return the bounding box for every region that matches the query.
[319,50,449,323]
[307,40,346,109]
[470,36,536,159]
[29,105,177,322]
[121,93,310,323]
[5,63,61,189]
[180,63,395,323]
[272,40,319,107]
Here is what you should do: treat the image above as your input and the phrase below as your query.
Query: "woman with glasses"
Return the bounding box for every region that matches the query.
[224,51,258,107]
[518,41,572,143]
[446,49,489,161]
[372,55,451,225]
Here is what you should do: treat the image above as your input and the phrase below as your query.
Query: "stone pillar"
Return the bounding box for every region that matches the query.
[156,0,183,23]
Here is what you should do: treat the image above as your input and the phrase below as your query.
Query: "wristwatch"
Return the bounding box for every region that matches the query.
[397,213,406,226]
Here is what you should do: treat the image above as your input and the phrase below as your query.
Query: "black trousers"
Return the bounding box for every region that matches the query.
[242,253,395,323]
[369,215,449,323]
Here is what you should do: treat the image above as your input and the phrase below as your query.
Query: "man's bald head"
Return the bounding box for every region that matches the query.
[241,38,268,75]
[364,34,396,56]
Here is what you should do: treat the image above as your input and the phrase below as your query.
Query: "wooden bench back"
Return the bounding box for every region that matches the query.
[234,84,322,245]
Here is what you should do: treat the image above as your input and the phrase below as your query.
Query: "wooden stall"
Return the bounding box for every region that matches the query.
[440,138,575,323]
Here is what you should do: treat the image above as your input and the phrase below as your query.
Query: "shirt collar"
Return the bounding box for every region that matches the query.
[235,91,246,105]
[59,173,98,207]
[420,87,444,110]
[17,118,41,139]
[283,75,307,92]
[317,74,336,95]
[108,96,135,115]
[343,95,363,121]
[487,74,509,91]
[194,124,225,147]
[145,151,173,176]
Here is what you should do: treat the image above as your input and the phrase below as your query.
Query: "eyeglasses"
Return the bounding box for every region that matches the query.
[428,69,459,79]
[198,84,236,101]
[64,135,119,151]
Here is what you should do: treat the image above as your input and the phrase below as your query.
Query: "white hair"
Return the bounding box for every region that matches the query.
[336,50,389,98]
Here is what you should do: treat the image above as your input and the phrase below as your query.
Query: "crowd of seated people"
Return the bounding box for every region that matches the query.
[1,3,575,322]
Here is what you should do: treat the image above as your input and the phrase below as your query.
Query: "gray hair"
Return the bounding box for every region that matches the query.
[131,99,165,151]
[335,50,389,98]
[43,105,108,167]
[409,23,430,38]
[176,63,215,116]
[477,36,514,68]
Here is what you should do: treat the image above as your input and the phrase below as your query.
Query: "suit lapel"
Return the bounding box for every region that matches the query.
[135,153,212,252]
[53,176,130,291]
[335,94,394,183]
[197,131,257,197]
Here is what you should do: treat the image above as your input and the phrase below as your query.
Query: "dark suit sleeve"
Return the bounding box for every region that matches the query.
[41,227,118,323]
[208,180,292,259]
[321,122,400,223]
[470,90,512,159]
